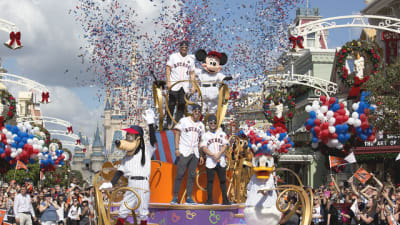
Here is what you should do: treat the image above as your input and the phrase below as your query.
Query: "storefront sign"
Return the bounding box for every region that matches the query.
[364,133,400,147]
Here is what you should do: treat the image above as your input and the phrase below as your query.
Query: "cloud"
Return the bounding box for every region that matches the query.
[0,0,90,87]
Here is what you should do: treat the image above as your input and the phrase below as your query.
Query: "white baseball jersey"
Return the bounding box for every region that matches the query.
[196,68,226,113]
[167,53,195,92]
[175,116,205,158]
[117,142,156,179]
[201,129,228,168]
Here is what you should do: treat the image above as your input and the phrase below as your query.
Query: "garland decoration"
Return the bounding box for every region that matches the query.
[335,40,381,87]
[0,91,17,122]
[263,90,296,124]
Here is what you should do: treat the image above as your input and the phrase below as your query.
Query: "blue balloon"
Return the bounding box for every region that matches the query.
[342,124,349,132]
[312,137,319,143]
[345,133,351,141]
[360,134,367,140]
[18,142,25,148]
[309,111,317,119]
[356,127,362,133]
[279,133,287,141]
[332,103,340,112]
[307,118,315,126]
[335,125,342,133]
[11,143,17,148]
[14,136,21,142]
[6,124,12,130]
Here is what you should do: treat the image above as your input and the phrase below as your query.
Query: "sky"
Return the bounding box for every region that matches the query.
[0,0,369,148]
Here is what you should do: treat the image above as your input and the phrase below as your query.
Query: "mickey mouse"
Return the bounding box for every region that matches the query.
[195,49,232,115]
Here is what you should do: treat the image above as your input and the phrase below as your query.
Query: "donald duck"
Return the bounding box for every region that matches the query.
[244,131,282,225]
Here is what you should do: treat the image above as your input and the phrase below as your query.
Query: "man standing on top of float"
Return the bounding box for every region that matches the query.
[165,41,196,129]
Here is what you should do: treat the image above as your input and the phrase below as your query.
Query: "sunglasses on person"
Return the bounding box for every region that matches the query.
[209,121,217,125]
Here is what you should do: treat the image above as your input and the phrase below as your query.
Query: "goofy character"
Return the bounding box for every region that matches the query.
[100,109,156,225]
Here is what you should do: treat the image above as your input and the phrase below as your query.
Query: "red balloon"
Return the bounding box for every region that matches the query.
[329,97,336,105]
[360,114,367,122]
[343,115,349,122]
[321,129,329,137]
[0,153,5,158]
[331,133,338,139]
[314,126,321,134]
[306,125,312,130]
[339,103,345,109]
[314,119,321,126]
[367,135,375,141]
[361,122,370,130]
[338,109,346,115]
[5,148,11,156]
[320,95,327,103]
[322,122,329,129]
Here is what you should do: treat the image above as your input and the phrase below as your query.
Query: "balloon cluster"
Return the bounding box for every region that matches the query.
[38,143,69,172]
[244,126,294,155]
[305,95,376,150]
[0,122,44,166]
[348,92,376,141]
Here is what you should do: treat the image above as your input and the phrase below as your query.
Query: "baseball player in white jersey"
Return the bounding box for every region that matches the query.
[99,110,156,225]
[194,49,232,115]
[170,104,205,204]
[200,114,231,205]
[165,41,196,128]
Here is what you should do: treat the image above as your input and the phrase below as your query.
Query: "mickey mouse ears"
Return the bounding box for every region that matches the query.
[195,49,228,65]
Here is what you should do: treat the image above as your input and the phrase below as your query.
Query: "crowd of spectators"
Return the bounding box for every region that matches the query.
[0,178,94,225]
[280,174,400,225]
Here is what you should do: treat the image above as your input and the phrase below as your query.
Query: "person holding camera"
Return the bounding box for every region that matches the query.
[39,193,59,225]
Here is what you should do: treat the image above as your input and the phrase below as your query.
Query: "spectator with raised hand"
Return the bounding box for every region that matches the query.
[39,193,59,225]
[355,198,377,225]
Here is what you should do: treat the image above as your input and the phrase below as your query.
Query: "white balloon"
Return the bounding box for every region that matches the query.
[328,126,336,133]
[37,145,43,151]
[312,104,320,111]
[11,148,16,152]
[332,139,339,146]
[352,112,359,119]
[27,139,33,145]
[39,140,44,146]
[52,156,57,160]
[305,105,312,112]
[33,127,40,133]
[336,144,343,149]
[7,139,12,144]
[11,152,17,158]
[354,119,362,127]
[33,137,39,143]
[311,142,319,149]
[320,105,328,113]
[17,148,22,154]
[317,113,325,121]
[352,103,359,111]
[345,109,350,116]
[17,124,23,131]
[38,153,43,158]
[326,111,334,118]
[43,147,48,152]
[347,118,354,125]
[312,100,319,106]
[2,128,7,133]
[328,117,336,125]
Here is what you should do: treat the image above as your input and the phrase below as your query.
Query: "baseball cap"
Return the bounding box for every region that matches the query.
[191,104,201,111]
[179,41,189,47]
[122,125,144,136]
[208,114,217,122]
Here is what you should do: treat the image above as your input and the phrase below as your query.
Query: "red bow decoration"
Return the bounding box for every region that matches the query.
[82,148,87,153]
[273,116,287,131]
[348,76,370,99]
[67,126,73,134]
[41,92,50,103]
[9,31,21,46]
[289,35,304,49]
[76,139,81,145]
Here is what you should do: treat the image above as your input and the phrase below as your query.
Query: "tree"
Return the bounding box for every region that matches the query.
[364,58,400,133]
[5,160,41,185]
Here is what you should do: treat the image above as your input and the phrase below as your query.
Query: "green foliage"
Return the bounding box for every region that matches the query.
[5,160,40,185]
[364,58,400,133]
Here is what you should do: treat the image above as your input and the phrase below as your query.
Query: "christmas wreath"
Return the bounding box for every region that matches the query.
[50,139,63,150]
[0,91,17,122]
[335,40,381,87]
[263,90,296,124]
